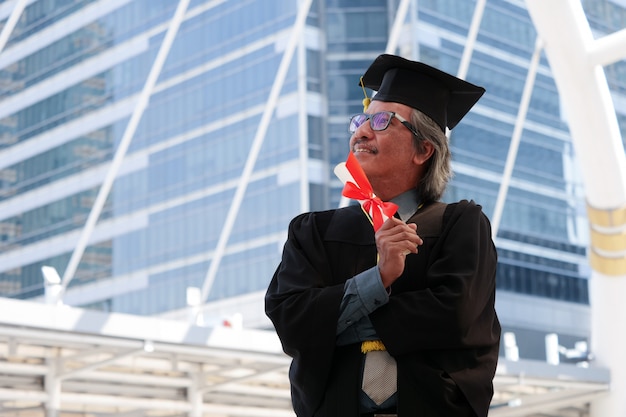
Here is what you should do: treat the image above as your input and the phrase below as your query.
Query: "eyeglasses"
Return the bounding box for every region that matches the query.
[349,111,420,137]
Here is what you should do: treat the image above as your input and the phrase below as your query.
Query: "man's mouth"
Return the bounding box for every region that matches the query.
[353,143,378,154]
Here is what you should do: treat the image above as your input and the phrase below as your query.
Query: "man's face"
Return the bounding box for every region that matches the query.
[349,100,423,200]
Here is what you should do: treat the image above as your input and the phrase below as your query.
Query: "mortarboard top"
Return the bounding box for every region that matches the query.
[360,54,485,132]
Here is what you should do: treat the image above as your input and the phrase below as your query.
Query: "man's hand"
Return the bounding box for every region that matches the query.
[376,217,423,288]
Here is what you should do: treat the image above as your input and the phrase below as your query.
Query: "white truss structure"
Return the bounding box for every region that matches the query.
[0,298,293,417]
[0,297,610,417]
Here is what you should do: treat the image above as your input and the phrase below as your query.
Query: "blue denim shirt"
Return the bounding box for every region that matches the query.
[335,189,420,411]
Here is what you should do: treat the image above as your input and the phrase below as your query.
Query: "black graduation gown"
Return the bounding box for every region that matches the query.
[265,200,501,417]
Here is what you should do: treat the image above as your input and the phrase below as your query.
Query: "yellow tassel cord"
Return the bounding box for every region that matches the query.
[361,340,387,354]
[360,205,374,228]
[360,76,371,112]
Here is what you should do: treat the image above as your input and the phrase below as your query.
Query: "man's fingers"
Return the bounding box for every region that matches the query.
[377,219,423,250]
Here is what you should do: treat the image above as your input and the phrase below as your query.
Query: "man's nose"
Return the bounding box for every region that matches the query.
[353,119,374,137]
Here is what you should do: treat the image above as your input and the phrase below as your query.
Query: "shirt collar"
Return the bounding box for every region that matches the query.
[389,189,420,222]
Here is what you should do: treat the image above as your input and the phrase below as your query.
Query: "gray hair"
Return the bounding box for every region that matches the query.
[410,109,452,202]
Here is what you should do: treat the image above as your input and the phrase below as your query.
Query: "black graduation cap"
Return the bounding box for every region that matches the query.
[360,54,485,132]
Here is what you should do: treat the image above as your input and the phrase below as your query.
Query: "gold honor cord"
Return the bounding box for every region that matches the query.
[361,339,387,353]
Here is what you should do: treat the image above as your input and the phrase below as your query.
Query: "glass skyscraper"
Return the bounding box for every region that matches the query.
[1,0,624,362]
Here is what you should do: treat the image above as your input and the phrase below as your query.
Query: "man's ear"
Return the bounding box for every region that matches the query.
[412,141,434,166]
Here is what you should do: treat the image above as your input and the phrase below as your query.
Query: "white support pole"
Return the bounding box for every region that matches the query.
[199,0,314,304]
[490,37,543,238]
[42,265,63,305]
[60,0,191,293]
[525,2,626,416]
[0,0,28,55]
[589,274,626,417]
[188,369,203,417]
[45,349,61,417]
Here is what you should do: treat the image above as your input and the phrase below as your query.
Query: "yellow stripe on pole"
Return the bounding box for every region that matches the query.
[589,250,626,276]
[587,203,626,276]
[587,203,626,228]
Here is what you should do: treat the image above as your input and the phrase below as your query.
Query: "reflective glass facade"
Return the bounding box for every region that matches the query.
[0,0,320,313]
[1,0,625,358]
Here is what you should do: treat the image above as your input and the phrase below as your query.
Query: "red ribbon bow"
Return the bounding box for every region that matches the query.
[341,153,398,231]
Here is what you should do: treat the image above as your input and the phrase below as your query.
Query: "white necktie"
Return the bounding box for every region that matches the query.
[362,350,397,405]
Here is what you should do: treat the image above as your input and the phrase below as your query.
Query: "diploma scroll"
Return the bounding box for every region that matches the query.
[334,152,398,231]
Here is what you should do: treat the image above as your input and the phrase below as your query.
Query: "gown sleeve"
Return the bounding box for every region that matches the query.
[264,211,346,414]
[371,200,500,354]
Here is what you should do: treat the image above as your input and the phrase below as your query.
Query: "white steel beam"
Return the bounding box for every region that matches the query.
[491,37,543,238]
[297,33,310,213]
[0,0,28,55]
[57,348,142,380]
[588,28,626,67]
[456,0,486,80]
[200,364,288,393]
[60,0,191,294]
[386,0,411,54]
[525,2,626,417]
[199,0,314,305]
[0,0,133,69]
